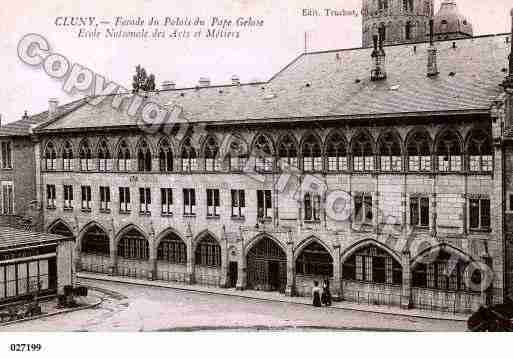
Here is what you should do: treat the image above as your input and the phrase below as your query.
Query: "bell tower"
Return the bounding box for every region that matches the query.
[362,0,434,48]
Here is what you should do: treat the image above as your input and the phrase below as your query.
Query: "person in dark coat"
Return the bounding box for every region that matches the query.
[312,281,322,307]
[321,279,332,306]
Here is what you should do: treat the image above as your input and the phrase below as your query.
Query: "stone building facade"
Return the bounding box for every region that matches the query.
[32,18,513,313]
[362,0,434,48]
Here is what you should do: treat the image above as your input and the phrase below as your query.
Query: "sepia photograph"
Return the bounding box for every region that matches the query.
[0,0,512,356]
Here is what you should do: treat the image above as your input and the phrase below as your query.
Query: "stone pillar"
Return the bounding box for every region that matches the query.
[109,229,117,275]
[332,243,342,301]
[219,237,229,288]
[481,254,493,307]
[148,234,157,280]
[401,250,412,309]
[186,234,195,284]
[72,226,82,275]
[236,238,247,290]
[285,240,295,296]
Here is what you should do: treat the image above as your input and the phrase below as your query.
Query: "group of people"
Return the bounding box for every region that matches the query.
[312,279,332,307]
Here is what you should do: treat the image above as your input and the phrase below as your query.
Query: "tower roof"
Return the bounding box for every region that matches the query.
[433,1,473,38]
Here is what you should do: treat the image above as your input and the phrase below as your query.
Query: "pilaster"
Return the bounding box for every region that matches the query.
[332,243,342,301]
[285,240,295,296]
[401,249,412,309]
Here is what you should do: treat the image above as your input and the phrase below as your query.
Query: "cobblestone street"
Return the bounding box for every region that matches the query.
[1,279,467,332]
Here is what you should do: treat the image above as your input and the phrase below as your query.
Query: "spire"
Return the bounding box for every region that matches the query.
[427,19,439,77]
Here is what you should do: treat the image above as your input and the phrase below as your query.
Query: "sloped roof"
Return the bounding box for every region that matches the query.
[0,99,86,137]
[0,226,71,251]
[37,34,510,132]
[434,1,473,37]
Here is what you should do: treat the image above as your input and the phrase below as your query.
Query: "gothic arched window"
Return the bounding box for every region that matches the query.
[302,134,322,172]
[352,132,374,171]
[407,130,432,172]
[326,132,347,172]
[62,141,74,171]
[253,134,274,172]
[204,136,220,172]
[278,134,298,169]
[403,0,414,12]
[181,137,197,172]
[98,139,112,172]
[117,140,131,171]
[195,234,221,268]
[436,130,462,172]
[159,138,174,172]
[467,129,492,172]
[226,139,247,172]
[79,139,92,171]
[137,140,152,172]
[342,245,402,285]
[44,141,57,171]
[378,132,402,172]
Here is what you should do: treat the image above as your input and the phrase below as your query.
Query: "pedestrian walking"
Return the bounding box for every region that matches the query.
[312,281,322,307]
[322,279,332,306]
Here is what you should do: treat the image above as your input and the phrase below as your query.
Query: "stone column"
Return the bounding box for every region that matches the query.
[401,250,412,309]
[186,233,195,284]
[236,237,247,290]
[285,240,295,296]
[480,254,493,307]
[219,237,229,288]
[72,224,82,274]
[332,243,342,301]
[109,228,117,275]
[148,233,157,280]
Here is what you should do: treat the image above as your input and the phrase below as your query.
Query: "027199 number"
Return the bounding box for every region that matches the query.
[9,344,42,352]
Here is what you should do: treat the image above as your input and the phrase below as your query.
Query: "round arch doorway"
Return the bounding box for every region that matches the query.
[246,236,286,293]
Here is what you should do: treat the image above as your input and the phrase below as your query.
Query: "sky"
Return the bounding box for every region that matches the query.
[0,0,511,124]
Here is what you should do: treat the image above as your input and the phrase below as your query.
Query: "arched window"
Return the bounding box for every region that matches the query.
[98,139,112,172]
[44,142,57,170]
[436,130,462,172]
[253,134,274,172]
[82,224,110,256]
[204,136,220,171]
[79,139,92,171]
[407,130,432,172]
[181,137,197,172]
[117,228,149,260]
[49,221,73,237]
[352,132,374,171]
[296,242,333,277]
[343,245,402,285]
[326,132,348,172]
[467,129,492,172]
[378,132,402,171]
[302,134,322,172]
[62,141,74,171]
[195,235,221,267]
[412,250,481,292]
[137,140,152,172]
[157,232,186,264]
[278,134,298,169]
[159,138,174,172]
[226,140,247,172]
[304,193,321,221]
[378,0,388,11]
[117,140,131,171]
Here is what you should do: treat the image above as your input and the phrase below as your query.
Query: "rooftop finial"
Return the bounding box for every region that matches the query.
[427,19,439,77]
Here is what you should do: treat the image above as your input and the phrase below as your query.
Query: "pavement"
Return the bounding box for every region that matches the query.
[2,278,467,332]
[76,272,468,322]
[0,292,102,328]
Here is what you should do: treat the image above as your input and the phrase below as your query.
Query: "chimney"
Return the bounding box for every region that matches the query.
[427,19,439,77]
[48,98,58,119]
[199,77,211,87]
[161,81,176,91]
[231,75,240,85]
[371,28,387,81]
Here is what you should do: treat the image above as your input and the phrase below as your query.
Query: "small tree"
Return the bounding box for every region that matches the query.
[132,65,156,92]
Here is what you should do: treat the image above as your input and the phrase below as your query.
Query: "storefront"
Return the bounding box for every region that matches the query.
[0,227,73,305]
